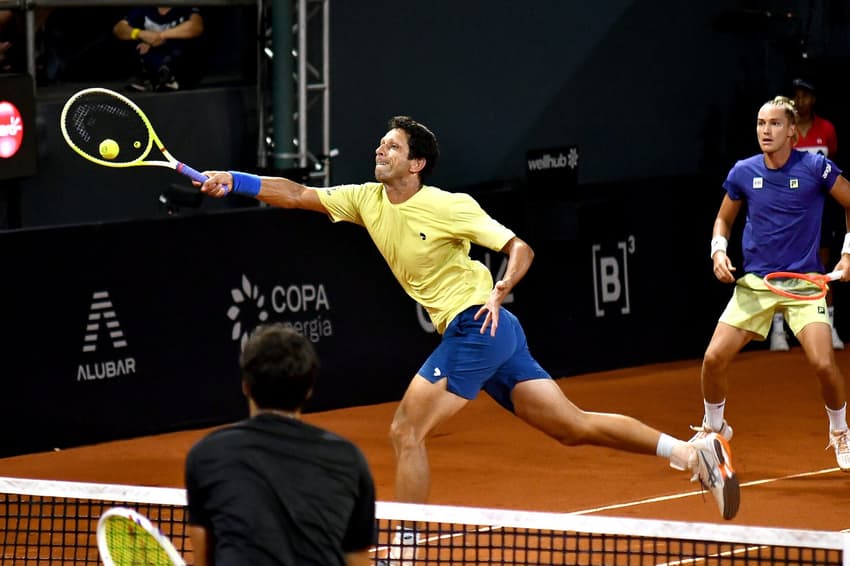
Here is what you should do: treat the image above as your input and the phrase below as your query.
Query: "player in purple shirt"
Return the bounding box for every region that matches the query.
[690,95,850,471]
[726,148,836,275]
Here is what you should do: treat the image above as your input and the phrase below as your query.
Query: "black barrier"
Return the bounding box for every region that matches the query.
[0,208,440,457]
[0,176,732,457]
[525,145,579,202]
[474,175,730,379]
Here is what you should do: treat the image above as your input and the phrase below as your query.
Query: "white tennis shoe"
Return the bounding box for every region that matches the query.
[690,433,740,520]
[688,417,734,443]
[827,429,850,471]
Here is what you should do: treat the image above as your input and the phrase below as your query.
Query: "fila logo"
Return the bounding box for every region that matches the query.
[819,306,826,314]
[82,291,127,352]
[433,367,442,377]
[823,163,832,179]
[753,177,763,189]
[790,179,799,189]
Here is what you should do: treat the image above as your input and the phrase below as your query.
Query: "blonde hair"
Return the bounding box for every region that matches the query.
[762,95,799,144]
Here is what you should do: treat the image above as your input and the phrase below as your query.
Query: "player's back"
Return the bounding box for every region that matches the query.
[185,413,374,566]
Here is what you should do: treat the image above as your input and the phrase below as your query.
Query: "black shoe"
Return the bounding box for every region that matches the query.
[155,65,180,91]
[156,76,180,92]
[126,75,153,92]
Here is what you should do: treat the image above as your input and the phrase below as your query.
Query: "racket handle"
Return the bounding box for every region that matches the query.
[176,162,231,194]
[827,270,844,281]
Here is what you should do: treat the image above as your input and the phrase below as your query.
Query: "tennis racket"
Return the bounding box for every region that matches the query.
[763,270,843,300]
[60,87,224,189]
[97,507,186,566]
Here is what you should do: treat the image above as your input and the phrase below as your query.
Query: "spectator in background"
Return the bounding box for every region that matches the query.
[770,78,844,351]
[0,8,52,73]
[185,323,376,566]
[0,10,14,71]
[113,6,204,92]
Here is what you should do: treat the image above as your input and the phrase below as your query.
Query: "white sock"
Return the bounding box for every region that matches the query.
[664,437,693,471]
[772,312,784,331]
[656,433,678,458]
[829,305,836,325]
[704,399,726,431]
[826,403,848,433]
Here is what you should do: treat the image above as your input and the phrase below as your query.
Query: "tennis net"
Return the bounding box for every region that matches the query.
[0,475,847,565]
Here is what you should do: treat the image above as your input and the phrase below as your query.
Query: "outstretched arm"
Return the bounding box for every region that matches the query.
[200,171,328,214]
[475,236,534,336]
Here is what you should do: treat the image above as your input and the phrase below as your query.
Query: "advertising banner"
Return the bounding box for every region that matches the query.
[0,176,726,456]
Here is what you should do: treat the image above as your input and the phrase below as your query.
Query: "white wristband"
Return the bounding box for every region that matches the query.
[843,233,850,256]
[710,235,728,259]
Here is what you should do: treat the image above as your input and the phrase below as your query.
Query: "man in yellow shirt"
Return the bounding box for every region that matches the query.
[199,116,739,524]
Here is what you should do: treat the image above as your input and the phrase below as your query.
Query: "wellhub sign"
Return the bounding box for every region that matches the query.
[525,145,579,201]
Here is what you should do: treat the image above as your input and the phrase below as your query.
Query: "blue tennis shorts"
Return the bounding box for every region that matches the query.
[417,305,551,412]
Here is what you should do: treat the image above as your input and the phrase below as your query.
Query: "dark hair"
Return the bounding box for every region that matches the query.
[239,323,319,411]
[388,115,440,181]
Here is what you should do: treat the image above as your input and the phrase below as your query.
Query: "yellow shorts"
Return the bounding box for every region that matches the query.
[719,273,830,340]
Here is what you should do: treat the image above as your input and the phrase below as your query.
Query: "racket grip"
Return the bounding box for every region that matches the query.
[177,162,231,194]
[827,270,844,281]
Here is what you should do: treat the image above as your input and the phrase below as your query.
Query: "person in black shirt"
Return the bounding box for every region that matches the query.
[113,6,204,91]
[185,323,376,566]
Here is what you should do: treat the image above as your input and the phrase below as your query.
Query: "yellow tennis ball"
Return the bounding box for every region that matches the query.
[99,139,119,160]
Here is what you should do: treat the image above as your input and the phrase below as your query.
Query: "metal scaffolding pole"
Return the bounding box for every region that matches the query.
[270,0,296,170]
[261,0,330,185]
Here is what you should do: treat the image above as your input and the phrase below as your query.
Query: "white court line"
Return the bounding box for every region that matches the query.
[571,466,840,515]
[583,466,844,566]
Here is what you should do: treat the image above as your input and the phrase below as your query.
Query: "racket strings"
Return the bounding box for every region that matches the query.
[103,516,175,565]
[770,277,819,292]
[62,95,151,164]
[764,274,828,299]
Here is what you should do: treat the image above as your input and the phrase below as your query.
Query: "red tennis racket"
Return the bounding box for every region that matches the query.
[763,270,843,300]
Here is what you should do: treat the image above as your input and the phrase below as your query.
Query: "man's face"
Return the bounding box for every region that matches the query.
[793,88,815,117]
[374,128,416,183]
[756,104,795,154]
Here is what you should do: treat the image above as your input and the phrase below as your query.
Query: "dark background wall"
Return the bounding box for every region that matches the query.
[326,0,850,188]
[6,1,850,226]
[0,177,730,456]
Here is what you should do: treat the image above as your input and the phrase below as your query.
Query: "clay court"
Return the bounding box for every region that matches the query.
[1,347,848,534]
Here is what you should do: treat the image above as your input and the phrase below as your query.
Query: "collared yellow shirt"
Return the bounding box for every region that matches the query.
[317,183,515,333]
